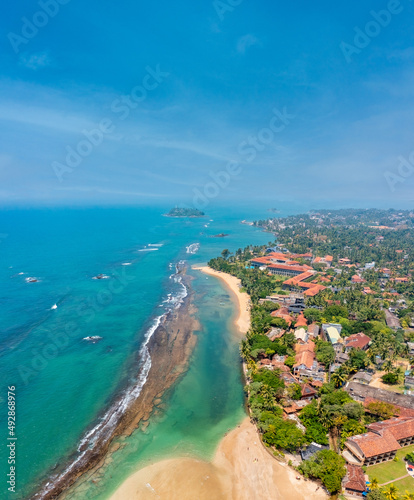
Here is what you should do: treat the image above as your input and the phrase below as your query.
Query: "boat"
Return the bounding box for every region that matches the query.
[83,336,103,342]
[92,274,109,280]
[25,277,38,283]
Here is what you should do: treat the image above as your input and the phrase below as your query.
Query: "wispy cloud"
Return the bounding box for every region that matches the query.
[236,34,260,54]
[19,52,51,70]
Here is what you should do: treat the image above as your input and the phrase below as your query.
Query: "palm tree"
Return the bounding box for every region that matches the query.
[383,483,399,500]
[240,340,250,361]
[402,492,414,500]
[332,370,348,388]
[370,477,379,490]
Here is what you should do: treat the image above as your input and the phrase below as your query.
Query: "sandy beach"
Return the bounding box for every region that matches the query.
[110,265,327,500]
[110,417,327,500]
[192,265,251,336]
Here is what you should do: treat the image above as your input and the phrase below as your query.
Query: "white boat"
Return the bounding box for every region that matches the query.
[83,336,103,342]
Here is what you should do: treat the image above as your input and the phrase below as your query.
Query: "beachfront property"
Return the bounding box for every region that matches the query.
[344,416,414,466]
[321,323,343,344]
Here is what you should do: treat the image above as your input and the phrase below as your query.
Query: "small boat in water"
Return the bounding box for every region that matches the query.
[92,274,109,280]
[25,277,38,283]
[83,336,103,343]
[51,304,58,310]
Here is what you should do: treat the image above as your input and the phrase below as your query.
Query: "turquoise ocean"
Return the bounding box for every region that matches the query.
[0,205,294,499]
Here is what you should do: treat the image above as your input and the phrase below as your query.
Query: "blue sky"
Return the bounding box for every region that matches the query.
[1,0,414,208]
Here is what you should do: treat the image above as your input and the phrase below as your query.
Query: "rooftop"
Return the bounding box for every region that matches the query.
[343,464,366,493]
[345,332,371,350]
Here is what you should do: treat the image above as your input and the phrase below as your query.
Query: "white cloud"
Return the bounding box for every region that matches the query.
[236,34,260,54]
[19,52,51,70]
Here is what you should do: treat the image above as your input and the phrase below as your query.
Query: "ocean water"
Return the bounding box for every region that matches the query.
[0,206,277,499]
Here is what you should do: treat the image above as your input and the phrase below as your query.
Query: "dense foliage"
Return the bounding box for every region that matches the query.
[298,449,346,493]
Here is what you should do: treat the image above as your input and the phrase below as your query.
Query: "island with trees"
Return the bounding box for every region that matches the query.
[164,207,205,217]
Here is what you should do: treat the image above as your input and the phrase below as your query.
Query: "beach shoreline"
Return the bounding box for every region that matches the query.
[110,265,327,500]
[192,265,251,337]
[110,417,327,500]
[31,272,199,500]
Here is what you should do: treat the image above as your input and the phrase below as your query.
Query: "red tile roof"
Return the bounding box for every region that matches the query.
[301,383,317,398]
[268,263,311,273]
[271,307,293,325]
[295,341,316,354]
[295,313,308,327]
[348,416,414,459]
[344,465,366,493]
[368,416,414,441]
[352,275,365,283]
[304,285,326,296]
[345,332,371,350]
[349,430,400,458]
[294,341,316,370]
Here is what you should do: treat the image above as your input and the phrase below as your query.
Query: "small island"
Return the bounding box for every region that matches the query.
[164,207,205,218]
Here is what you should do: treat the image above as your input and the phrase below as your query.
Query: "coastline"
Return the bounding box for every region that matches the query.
[110,416,327,500]
[110,265,327,500]
[192,265,251,337]
[32,272,199,500]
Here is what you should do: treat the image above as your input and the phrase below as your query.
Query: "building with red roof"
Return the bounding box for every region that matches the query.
[344,332,371,353]
[271,307,293,326]
[295,313,307,328]
[342,465,366,497]
[345,416,414,466]
[351,275,365,284]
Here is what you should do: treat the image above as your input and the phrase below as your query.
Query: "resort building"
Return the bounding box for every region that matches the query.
[344,416,414,466]
[345,382,414,417]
